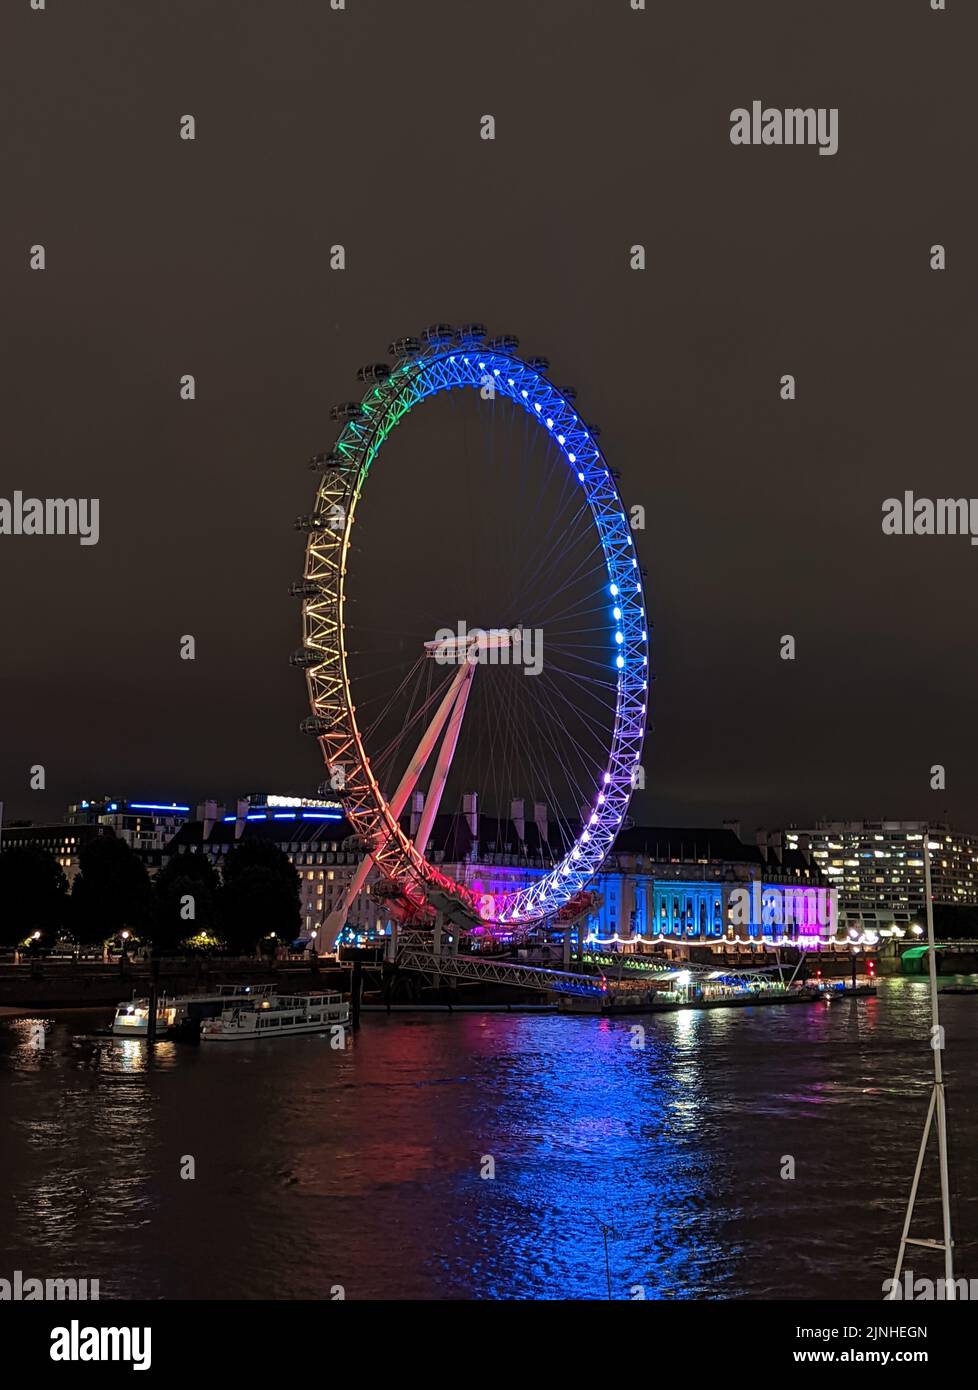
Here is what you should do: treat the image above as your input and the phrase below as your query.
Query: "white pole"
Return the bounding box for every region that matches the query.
[924,834,955,1293]
[889,830,955,1297]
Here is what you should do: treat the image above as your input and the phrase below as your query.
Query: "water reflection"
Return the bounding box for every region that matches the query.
[0,983,975,1300]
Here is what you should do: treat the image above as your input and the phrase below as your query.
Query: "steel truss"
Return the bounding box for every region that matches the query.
[395,933,606,998]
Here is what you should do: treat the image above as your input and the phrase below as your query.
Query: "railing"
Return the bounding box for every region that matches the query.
[395,936,606,998]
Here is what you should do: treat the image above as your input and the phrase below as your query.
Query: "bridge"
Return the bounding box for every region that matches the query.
[392,931,802,1000]
[395,932,607,998]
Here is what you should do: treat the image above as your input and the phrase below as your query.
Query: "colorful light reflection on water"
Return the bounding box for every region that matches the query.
[0,980,975,1300]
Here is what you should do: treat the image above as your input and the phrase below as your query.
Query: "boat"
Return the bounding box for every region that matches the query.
[112,982,275,1037]
[817,981,878,1002]
[200,991,350,1042]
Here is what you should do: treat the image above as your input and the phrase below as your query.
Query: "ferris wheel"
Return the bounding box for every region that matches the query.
[294,324,649,941]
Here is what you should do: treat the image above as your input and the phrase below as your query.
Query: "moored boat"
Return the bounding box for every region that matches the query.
[200,991,349,1042]
[112,982,275,1037]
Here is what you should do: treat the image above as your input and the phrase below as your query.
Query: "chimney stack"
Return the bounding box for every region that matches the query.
[410,791,424,838]
[533,800,548,848]
[197,799,222,840]
[463,791,478,840]
[234,797,250,840]
[511,797,525,844]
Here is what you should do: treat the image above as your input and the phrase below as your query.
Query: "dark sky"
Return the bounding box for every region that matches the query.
[2,0,976,832]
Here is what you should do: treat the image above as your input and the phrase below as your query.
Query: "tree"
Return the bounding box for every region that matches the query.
[217,838,300,954]
[71,834,152,944]
[0,845,68,948]
[151,851,220,953]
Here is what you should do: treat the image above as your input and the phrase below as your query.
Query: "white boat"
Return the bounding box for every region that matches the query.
[200,991,350,1042]
[112,982,275,1037]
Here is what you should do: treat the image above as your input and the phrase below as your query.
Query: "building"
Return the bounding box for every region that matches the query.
[392,804,833,947]
[592,825,830,946]
[66,797,194,864]
[21,785,957,951]
[0,821,107,885]
[163,798,365,941]
[777,821,978,936]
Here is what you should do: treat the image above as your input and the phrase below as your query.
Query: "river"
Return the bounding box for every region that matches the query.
[0,978,974,1300]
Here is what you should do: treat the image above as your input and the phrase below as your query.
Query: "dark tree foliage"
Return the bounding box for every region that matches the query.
[70,834,153,943]
[221,837,300,891]
[219,865,301,954]
[218,837,301,952]
[151,851,220,952]
[0,845,68,947]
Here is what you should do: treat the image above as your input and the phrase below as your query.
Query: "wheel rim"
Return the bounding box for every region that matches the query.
[300,334,649,926]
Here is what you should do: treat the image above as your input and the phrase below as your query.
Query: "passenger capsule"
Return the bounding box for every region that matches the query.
[289,649,322,669]
[356,362,391,383]
[329,401,363,421]
[388,336,423,357]
[421,323,456,344]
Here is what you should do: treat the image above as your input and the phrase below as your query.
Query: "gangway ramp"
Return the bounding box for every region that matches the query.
[395,938,607,998]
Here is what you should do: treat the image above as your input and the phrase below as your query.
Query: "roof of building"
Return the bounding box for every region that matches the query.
[165,815,355,852]
[612,824,761,863]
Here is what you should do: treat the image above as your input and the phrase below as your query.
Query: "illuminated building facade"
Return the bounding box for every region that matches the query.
[66,797,192,859]
[777,821,978,935]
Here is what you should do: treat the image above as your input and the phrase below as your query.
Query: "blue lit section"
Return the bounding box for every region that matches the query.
[653,882,726,939]
[127,802,191,813]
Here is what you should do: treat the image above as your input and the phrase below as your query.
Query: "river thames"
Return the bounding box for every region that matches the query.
[1,978,975,1301]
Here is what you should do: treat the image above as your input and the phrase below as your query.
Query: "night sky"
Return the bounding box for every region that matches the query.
[2,0,976,832]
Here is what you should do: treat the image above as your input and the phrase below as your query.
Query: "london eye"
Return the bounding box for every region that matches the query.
[294,325,649,943]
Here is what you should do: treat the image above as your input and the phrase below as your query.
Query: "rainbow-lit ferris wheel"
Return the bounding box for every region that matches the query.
[294,324,649,941]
